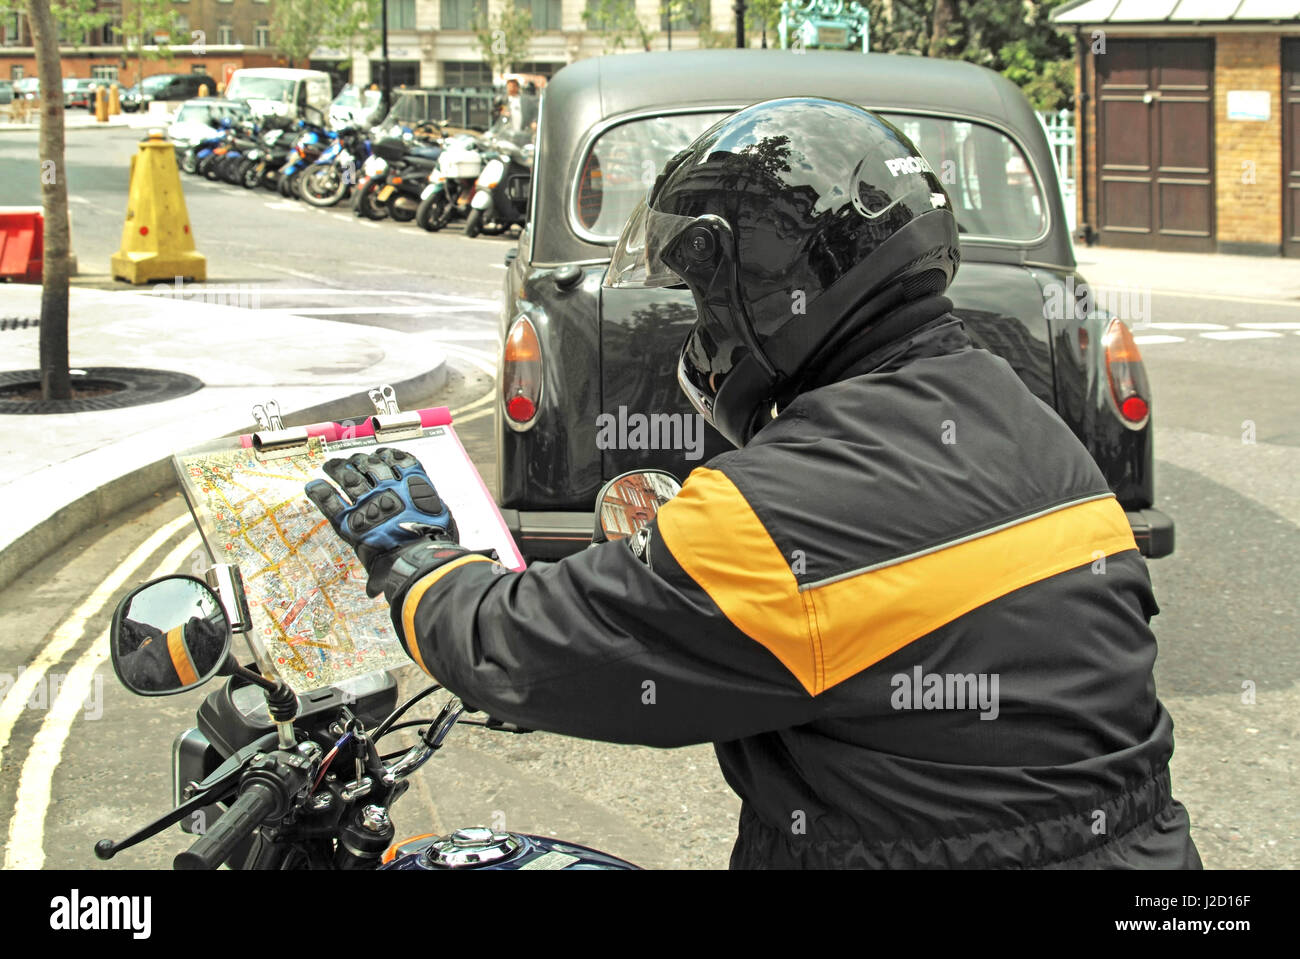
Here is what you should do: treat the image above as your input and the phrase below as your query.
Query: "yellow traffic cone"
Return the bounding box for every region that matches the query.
[110,131,206,284]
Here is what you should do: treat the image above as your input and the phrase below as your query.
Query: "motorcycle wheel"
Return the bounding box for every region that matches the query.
[301,166,347,208]
[180,150,198,175]
[278,171,294,198]
[199,155,219,180]
[465,208,483,238]
[354,180,388,220]
[416,192,444,232]
[242,160,263,189]
[389,198,417,223]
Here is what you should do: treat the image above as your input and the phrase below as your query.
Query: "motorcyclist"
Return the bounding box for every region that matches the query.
[116,615,226,693]
[306,97,1200,869]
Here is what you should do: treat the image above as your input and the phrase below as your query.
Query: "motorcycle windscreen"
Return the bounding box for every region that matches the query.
[597,284,730,482]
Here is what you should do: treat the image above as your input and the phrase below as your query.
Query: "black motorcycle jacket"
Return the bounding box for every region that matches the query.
[390,314,1200,870]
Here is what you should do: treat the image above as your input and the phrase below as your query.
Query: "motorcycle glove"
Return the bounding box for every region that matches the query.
[305,448,461,599]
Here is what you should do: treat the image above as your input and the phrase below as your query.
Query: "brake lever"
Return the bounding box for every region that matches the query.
[94,764,244,861]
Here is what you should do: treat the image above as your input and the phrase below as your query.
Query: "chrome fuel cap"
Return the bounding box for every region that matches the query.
[424,828,524,868]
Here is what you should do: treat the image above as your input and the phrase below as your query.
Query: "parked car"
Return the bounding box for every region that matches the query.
[13,77,40,101]
[0,80,13,106]
[121,73,217,113]
[166,97,254,161]
[329,83,383,128]
[223,67,332,120]
[63,78,101,109]
[495,49,1174,562]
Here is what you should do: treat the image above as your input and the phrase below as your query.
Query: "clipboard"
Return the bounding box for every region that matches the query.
[172,386,524,694]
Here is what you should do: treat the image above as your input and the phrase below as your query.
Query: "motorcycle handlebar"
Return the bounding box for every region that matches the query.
[173,780,279,870]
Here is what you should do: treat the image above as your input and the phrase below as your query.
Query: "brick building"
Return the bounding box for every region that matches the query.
[2,0,733,93]
[1053,0,1300,256]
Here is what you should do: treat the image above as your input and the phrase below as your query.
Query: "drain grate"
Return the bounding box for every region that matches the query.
[0,317,40,332]
[0,367,203,414]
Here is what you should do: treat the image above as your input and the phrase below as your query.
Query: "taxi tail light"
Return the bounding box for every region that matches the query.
[502,316,542,428]
[1104,318,1151,426]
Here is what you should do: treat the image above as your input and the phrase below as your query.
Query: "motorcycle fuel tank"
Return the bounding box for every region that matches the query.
[381,828,639,871]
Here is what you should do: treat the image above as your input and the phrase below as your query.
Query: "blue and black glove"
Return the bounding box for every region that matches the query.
[305,448,468,602]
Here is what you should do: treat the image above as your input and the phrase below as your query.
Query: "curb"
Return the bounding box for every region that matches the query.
[0,357,450,594]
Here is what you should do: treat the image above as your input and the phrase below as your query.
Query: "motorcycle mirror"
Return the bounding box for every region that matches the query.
[109,575,232,697]
[591,470,682,544]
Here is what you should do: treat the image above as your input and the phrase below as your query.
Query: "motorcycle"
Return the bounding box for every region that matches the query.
[276,106,333,199]
[242,117,298,190]
[465,124,533,238]
[96,470,677,870]
[356,125,443,223]
[416,133,485,232]
[300,125,372,208]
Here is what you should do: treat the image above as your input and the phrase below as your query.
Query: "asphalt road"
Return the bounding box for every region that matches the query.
[0,126,1296,871]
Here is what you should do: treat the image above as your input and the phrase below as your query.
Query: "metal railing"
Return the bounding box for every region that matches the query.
[1036,108,1076,234]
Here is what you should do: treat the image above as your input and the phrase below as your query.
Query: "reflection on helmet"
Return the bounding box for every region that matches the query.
[608,96,961,448]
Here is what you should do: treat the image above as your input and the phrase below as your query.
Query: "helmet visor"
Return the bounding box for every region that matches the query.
[604,197,699,289]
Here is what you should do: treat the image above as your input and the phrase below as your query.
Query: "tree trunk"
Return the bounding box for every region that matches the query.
[25,0,71,401]
[928,0,959,58]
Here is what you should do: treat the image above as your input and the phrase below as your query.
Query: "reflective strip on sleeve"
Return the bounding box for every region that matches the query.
[166,625,199,687]
[399,554,500,677]
[656,467,1139,696]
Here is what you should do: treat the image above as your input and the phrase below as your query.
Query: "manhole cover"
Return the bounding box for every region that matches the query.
[0,367,204,414]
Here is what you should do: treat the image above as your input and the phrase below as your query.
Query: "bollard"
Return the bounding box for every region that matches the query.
[109,83,121,116]
[197,83,209,98]
[95,86,108,123]
[110,131,206,283]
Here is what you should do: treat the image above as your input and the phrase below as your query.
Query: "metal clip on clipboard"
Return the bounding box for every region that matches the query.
[367,383,424,443]
[250,397,317,461]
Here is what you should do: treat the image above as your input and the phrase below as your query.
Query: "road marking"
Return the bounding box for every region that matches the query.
[1145,322,1229,331]
[453,407,494,426]
[1200,330,1284,340]
[332,214,352,222]
[1133,335,1186,345]
[263,201,302,212]
[0,514,192,777]
[1236,322,1300,330]
[4,532,201,869]
[491,264,507,270]
[1142,288,1300,308]
[275,305,492,316]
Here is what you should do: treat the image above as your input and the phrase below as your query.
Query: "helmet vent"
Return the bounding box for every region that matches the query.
[900,269,945,300]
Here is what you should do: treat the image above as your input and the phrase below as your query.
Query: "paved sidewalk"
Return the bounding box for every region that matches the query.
[1074,244,1300,302]
[0,109,173,133]
[0,284,448,589]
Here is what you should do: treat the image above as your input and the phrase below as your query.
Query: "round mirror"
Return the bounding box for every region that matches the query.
[593,470,682,543]
[110,575,231,696]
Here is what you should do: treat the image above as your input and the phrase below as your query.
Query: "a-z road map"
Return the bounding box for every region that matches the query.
[177,440,409,693]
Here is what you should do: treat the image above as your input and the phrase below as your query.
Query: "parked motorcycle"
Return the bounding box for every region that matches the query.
[96,470,676,870]
[277,106,333,199]
[416,133,485,232]
[354,125,442,223]
[300,125,372,208]
[465,124,533,238]
[242,116,298,190]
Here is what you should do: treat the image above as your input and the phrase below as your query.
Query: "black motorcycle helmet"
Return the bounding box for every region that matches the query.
[605,97,961,447]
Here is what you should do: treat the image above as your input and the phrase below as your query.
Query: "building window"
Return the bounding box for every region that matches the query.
[100,15,120,45]
[515,61,559,79]
[585,0,636,31]
[441,61,492,88]
[11,65,23,81]
[661,0,708,30]
[254,22,270,47]
[91,65,119,82]
[519,0,562,31]
[440,0,486,31]
[175,14,189,33]
[218,24,233,45]
[387,0,416,30]
[3,11,22,46]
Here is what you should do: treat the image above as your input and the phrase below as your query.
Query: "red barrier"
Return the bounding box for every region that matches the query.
[0,209,44,283]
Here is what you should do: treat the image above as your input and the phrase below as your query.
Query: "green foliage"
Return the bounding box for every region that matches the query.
[582,0,654,53]
[472,0,534,75]
[274,0,381,66]
[117,0,182,62]
[857,0,1074,107]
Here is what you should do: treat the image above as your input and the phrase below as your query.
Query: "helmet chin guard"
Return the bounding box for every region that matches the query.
[663,214,780,448]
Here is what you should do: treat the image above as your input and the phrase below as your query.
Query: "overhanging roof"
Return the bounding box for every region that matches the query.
[1052,0,1300,24]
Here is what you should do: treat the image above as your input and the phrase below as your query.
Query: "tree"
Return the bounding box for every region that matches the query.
[472,0,534,78]
[744,0,781,47]
[273,0,378,71]
[582,0,654,54]
[117,0,179,88]
[14,0,109,401]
